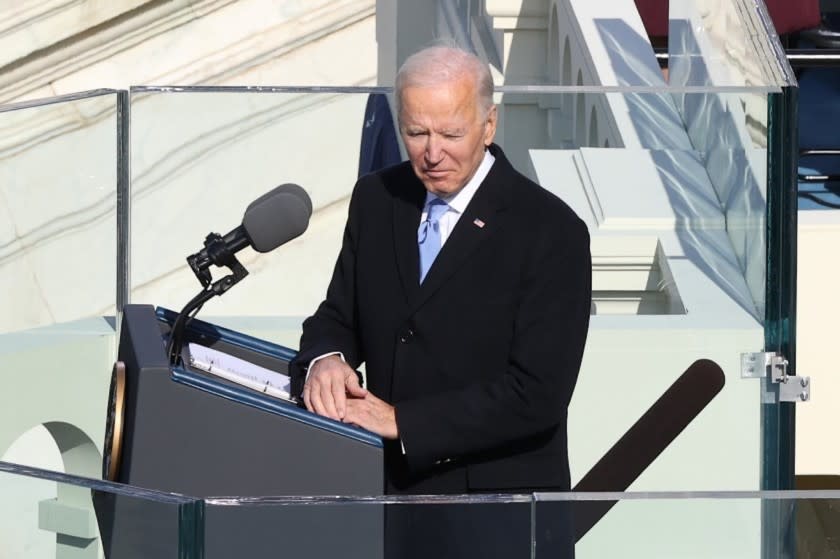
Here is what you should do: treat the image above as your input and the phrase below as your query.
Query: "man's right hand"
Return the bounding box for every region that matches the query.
[302,354,367,421]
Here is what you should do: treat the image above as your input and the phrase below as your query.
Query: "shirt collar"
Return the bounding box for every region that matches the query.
[424,149,496,213]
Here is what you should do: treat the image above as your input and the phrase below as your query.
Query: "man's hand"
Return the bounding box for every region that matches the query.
[344,391,399,440]
[302,355,367,420]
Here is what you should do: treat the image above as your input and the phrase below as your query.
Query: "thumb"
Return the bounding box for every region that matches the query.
[345,372,368,397]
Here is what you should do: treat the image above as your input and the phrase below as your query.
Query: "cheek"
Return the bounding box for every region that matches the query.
[448,144,472,164]
[405,139,428,157]
[452,144,482,168]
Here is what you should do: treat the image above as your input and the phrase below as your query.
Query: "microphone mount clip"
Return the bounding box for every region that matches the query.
[169,233,251,366]
[187,231,249,289]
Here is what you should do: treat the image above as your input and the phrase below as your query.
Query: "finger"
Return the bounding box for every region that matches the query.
[332,378,347,419]
[311,377,336,418]
[302,384,313,412]
[309,381,326,417]
[319,378,340,420]
[345,373,368,398]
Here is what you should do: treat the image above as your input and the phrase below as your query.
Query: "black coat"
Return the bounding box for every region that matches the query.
[291,144,591,496]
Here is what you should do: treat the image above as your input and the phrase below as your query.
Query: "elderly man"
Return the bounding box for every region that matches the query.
[291,45,590,556]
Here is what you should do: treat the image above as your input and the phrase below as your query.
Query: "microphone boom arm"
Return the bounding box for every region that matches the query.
[169,240,249,365]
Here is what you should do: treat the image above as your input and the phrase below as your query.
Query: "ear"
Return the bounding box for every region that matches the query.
[483,105,498,146]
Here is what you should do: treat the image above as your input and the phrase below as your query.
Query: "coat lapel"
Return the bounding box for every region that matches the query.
[390,145,516,313]
[392,176,426,304]
[409,148,514,314]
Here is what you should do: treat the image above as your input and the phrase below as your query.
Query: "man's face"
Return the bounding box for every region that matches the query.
[399,76,497,197]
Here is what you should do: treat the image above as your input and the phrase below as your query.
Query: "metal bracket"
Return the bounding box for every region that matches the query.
[741,352,810,403]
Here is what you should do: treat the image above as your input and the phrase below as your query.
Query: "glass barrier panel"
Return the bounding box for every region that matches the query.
[541,491,765,557]
[127,86,777,499]
[0,91,124,504]
[203,494,533,559]
[536,490,840,559]
[0,461,203,559]
[128,87,381,341]
[669,0,795,89]
[0,91,121,335]
[200,491,840,558]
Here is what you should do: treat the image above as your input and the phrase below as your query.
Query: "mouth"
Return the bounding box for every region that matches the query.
[423,169,449,179]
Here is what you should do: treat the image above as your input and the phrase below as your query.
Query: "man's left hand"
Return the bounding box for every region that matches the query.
[344,391,399,440]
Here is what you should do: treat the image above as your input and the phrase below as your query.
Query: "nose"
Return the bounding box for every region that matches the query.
[424,135,444,165]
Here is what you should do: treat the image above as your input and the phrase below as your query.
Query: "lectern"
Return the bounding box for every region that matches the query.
[95,304,384,558]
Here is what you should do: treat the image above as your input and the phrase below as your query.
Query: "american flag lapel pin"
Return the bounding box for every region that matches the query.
[473,218,485,228]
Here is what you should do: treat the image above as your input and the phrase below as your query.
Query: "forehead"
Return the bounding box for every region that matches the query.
[399,80,479,126]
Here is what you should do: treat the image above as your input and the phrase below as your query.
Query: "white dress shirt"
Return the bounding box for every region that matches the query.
[421,149,495,244]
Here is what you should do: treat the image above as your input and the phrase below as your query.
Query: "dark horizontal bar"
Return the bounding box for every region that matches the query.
[787,48,840,67]
[654,48,840,68]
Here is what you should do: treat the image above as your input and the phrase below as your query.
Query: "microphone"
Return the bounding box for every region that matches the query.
[168,183,312,365]
[188,183,312,274]
[572,359,726,542]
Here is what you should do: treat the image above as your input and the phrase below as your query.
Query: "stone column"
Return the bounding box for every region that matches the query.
[485,0,551,179]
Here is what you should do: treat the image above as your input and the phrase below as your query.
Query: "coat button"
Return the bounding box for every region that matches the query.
[399,328,415,343]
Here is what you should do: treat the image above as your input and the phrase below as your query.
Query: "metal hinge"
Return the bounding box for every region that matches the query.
[741,352,811,403]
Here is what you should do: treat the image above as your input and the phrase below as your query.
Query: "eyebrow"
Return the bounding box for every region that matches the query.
[403,125,466,135]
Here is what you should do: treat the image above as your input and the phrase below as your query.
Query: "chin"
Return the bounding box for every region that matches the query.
[425,184,455,197]
[423,178,459,195]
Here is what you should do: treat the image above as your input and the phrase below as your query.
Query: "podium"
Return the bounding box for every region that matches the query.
[93,305,722,558]
[96,304,384,558]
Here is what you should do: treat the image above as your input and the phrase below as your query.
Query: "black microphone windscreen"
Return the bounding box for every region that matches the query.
[242,183,313,252]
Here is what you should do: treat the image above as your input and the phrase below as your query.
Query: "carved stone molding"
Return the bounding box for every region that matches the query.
[0,0,152,69]
[0,0,237,104]
[0,0,375,157]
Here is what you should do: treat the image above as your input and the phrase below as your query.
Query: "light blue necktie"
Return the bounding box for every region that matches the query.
[418,198,449,283]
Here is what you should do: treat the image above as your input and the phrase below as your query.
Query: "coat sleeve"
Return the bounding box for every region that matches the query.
[395,213,592,474]
[289,181,365,397]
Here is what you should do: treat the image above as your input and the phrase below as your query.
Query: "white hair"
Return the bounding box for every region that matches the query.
[395,44,494,118]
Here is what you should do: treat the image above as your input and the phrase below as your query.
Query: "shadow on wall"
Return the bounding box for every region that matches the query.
[489,2,765,320]
[669,17,767,320]
[594,18,692,150]
[651,149,762,321]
